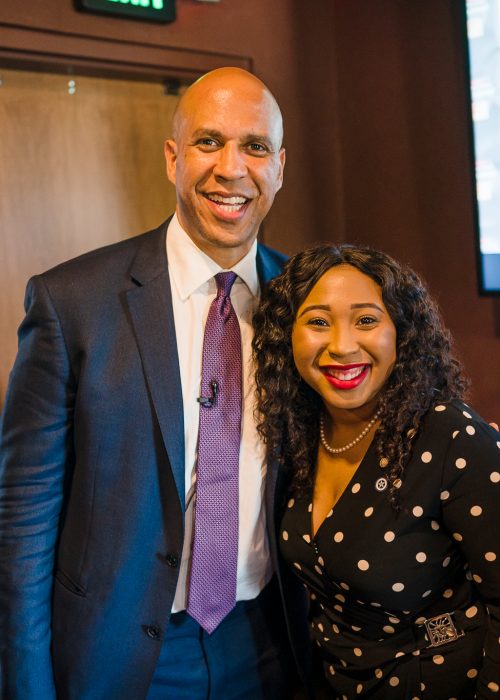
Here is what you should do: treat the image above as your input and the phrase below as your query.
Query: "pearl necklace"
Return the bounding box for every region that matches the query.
[319,409,381,455]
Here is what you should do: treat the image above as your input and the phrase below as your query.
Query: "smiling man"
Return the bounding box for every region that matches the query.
[0,68,309,699]
[165,68,285,266]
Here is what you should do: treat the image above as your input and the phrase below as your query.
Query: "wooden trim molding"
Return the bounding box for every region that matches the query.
[0,22,251,82]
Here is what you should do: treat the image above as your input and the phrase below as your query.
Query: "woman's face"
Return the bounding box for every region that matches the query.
[291,264,397,413]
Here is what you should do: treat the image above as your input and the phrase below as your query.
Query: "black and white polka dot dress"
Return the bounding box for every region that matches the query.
[280,401,500,699]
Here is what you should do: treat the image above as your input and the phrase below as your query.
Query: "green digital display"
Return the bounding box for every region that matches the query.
[76,0,175,23]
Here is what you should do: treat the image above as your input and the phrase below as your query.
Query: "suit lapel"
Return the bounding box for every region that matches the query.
[124,236,286,516]
[125,221,185,512]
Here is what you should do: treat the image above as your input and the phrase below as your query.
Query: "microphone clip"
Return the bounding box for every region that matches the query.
[197,380,218,408]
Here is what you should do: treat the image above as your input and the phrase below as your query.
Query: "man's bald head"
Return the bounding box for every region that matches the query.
[172,67,284,148]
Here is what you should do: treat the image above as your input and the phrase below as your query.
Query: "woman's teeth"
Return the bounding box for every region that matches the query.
[327,366,366,381]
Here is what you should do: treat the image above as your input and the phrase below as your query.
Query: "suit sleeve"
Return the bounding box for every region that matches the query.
[440,415,500,699]
[0,275,76,699]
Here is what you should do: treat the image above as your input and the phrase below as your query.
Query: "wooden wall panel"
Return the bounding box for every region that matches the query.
[0,0,339,259]
[0,69,178,401]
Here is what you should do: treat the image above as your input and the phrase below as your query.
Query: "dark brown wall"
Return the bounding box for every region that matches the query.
[0,0,498,416]
[328,1,499,417]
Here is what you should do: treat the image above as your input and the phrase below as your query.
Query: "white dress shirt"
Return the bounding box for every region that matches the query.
[166,214,272,612]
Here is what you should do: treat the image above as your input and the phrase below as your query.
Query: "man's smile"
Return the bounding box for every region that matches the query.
[201,191,252,220]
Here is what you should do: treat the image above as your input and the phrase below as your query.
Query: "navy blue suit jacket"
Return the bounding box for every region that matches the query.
[0,220,310,699]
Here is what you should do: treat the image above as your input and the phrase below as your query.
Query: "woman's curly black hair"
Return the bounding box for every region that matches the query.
[252,243,468,510]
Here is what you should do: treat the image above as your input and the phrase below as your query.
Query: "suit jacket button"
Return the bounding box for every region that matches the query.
[165,553,179,568]
[145,625,161,640]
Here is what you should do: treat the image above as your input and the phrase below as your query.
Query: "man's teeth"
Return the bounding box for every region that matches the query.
[328,366,366,381]
[206,194,247,211]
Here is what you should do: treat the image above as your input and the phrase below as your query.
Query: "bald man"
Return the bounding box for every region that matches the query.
[0,68,310,699]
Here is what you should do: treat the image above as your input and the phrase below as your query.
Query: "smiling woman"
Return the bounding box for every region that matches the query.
[252,244,500,699]
[291,265,397,415]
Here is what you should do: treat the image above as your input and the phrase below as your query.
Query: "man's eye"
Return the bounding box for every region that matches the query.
[248,143,267,153]
[197,138,218,148]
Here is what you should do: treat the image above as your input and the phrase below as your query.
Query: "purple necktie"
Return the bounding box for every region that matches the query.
[187,272,242,634]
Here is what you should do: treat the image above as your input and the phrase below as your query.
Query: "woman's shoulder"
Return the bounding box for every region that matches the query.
[425,399,491,429]
[419,398,499,453]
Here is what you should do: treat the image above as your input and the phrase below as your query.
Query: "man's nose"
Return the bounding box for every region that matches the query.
[213,143,247,179]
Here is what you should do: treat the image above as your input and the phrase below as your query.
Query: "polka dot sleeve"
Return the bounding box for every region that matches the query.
[440,411,500,699]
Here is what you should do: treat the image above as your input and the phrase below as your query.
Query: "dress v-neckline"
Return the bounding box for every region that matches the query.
[310,439,376,540]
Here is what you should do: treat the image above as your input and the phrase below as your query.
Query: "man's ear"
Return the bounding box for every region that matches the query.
[164,139,177,185]
[276,147,286,192]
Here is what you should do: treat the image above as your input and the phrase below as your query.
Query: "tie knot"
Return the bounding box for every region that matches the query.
[215,271,237,298]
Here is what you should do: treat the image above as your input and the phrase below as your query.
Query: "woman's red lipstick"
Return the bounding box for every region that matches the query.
[320,363,370,391]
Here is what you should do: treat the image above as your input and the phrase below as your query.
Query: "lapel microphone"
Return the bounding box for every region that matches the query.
[197,380,219,408]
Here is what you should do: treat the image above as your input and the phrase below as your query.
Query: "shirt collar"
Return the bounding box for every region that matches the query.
[166,213,260,301]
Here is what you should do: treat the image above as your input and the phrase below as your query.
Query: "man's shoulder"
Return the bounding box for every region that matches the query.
[38,219,169,285]
[256,241,287,283]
